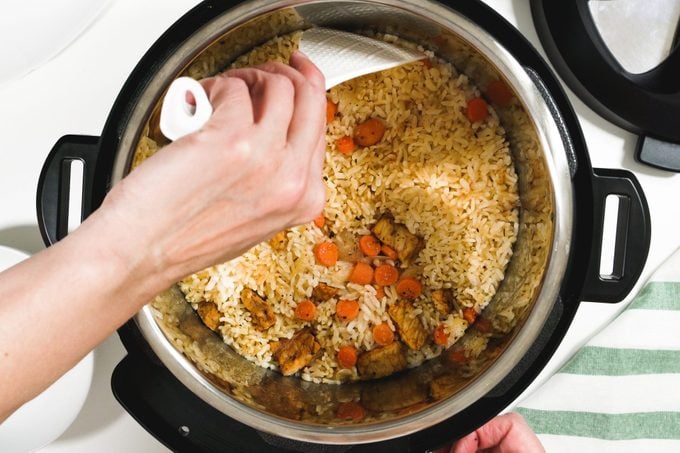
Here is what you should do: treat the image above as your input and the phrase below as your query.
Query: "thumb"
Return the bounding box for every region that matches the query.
[451,430,480,453]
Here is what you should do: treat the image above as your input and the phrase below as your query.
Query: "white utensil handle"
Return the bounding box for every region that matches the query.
[159,77,213,141]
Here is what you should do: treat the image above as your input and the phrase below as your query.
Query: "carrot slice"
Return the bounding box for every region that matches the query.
[349,262,374,285]
[433,324,448,346]
[336,299,360,322]
[326,99,338,124]
[294,299,316,321]
[337,345,358,368]
[374,285,386,300]
[337,401,365,421]
[486,80,513,107]
[448,350,467,364]
[372,322,395,346]
[335,135,356,155]
[313,214,325,228]
[466,97,488,123]
[354,118,386,146]
[374,264,399,286]
[314,242,338,267]
[396,277,422,299]
[420,58,432,69]
[381,244,398,260]
[359,235,381,257]
[463,307,477,324]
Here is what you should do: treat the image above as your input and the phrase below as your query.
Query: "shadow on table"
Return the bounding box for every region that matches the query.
[57,335,126,441]
[0,224,45,254]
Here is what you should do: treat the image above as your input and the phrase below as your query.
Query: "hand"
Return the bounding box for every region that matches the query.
[0,52,327,422]
[98,51,327,287]
[436,413,544,453]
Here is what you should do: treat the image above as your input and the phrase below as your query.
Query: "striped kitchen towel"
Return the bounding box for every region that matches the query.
[514,248,680,452]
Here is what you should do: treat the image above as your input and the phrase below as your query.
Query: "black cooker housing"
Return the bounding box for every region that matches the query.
[36,0,651,451]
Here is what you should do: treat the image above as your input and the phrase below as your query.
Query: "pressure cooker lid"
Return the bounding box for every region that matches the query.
[531,0,680,171]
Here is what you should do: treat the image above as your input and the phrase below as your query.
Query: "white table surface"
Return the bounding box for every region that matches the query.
[0,0,678,451]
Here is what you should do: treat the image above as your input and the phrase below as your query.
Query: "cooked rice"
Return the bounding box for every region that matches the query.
[143,32,520,384]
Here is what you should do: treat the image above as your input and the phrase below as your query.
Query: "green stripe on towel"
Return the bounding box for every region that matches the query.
[560,346,680,376]
[516,408,680,440]
[628,282,680,310]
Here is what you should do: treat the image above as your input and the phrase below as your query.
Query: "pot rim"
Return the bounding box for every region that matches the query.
[118,0,574,444]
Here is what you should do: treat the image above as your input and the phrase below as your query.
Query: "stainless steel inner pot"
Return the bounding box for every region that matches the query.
[110,0,573,444]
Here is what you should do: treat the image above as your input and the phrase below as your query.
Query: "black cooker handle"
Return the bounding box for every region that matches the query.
[581,168,650,303]
[36,135,100,246]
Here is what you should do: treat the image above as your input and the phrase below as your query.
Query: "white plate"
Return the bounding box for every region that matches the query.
[0,246,94,453]
[0,0,114,87]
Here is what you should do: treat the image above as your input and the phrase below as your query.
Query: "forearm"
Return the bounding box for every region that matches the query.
[0,209,169,421]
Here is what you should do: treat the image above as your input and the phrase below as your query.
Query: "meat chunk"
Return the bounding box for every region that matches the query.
[312,282,339,302]
[431,289,455,315]
[251,377,309,420]
[196,301,221,331]
[241,288,276,330]
[335,229,363,262]
[361,376,428,412]
[430,374,465,401]
[272,329,321,376]
[357,341,407,379]
[269,230,287,250]
[372,215,424,267]
[388,299,428,350]
[269,340,282,355]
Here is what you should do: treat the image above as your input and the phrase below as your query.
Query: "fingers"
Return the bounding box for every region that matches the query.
[189,56,327,228]
[223,56,327,225]
[296,176,326,224]
[286,52,327,151]
[310,132,327,179]
[221,67,295,137]
[290,51,325,91]
[200,76,254,129]
[451,413,544,453]
[450,430,480,453]
[241,56,325,151]
[200,54,325,156]
[291,116,327,224]
[476,413,535,451]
